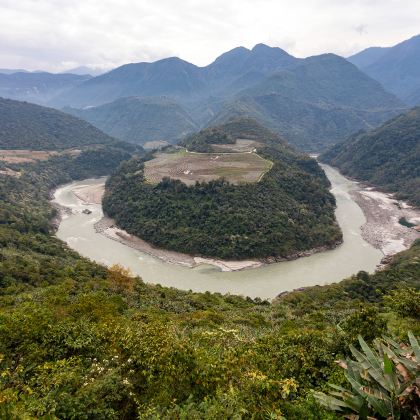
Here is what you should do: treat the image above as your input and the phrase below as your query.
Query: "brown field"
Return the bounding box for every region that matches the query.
[210,139,262,153]
[144,150,272,185]
[0,149,81,163]
[143,140,170,150]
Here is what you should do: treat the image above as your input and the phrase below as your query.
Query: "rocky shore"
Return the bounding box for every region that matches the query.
[350,187,420,258]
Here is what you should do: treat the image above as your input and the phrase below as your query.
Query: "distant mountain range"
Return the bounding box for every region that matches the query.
[0,72,91,105]
[208,53,403,150]
[39,44,403,150]
[0,68,30,75]
[320,107,420,205]
[63,66,108,77]
[65,97,197,145]
[348,34,420,105]
[3,37,419,151]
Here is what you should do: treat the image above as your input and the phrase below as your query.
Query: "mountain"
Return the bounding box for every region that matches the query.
[210,54,404,150]
[204,44,300,92]
[63,66,108,77]
[347,47,390,69]
[0,72,91,105]
[65,97,197,145]
[0,97,121,150]
[348,34,420,104]
[51,45,405,151]
[407,86,420,105]
[53,57,207,108]
[53,44,300,108]
[0,68,30,75]
[320,107,420,205]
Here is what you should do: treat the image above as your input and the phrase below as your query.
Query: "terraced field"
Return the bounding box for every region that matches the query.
[144,149,272,185]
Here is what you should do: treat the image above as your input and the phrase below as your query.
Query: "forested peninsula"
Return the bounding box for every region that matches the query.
[103,120,342,260]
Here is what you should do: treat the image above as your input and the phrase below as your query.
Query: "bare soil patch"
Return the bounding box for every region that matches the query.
[210,139,262,153]
[0,149,81,163]
[144,150,272,185]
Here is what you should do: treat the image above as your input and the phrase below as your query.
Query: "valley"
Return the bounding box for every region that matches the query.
[1,21,420,417]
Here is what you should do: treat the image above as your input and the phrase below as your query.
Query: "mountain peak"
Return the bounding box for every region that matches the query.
[251,43,289,55]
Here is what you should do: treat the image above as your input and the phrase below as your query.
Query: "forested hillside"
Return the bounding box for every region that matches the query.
[0,97,124,150]
[211,54,404,150]
[321,108,420,205]
[103,122,342,259]
[348,34,420,105]
[0,149,419,418]
[65,97,197,145]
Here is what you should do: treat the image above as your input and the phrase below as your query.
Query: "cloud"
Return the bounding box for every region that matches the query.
[0,0,419,72]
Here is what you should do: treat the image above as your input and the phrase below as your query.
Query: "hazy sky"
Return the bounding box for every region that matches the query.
[0,0,419,72]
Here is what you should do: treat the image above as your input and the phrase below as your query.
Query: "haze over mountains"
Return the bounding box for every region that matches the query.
[0,72,91,105]
[65,97,198,145]
[44,43,404,151]
[348,34,420,105]
[1,35,419,151]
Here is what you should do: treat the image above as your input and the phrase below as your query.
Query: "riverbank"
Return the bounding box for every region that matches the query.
[350,186,420,258]
[66,177,343,271]
[52,169,419,274]
[52,167,384,299]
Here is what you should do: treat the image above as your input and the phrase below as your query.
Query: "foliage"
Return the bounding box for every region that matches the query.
[321,108,420,205]
[0,119,419,417]
[180,125,235,152]
[384,286,420,319]
[314,333,420,419]
[0,97,128,150]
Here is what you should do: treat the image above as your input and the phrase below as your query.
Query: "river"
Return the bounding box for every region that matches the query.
[53,165,383,299]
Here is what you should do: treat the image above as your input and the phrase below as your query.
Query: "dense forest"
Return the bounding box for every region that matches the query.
[0,149,419,418]
[180,117,282,152]
[0,97,127,150]
[321,108,420,205]
[104,122,342,259]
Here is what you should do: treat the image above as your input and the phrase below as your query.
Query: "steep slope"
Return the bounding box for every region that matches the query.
[347,46,390,69]
[204,43,300,92]
[0,72,91,105]
[320,108,420,205]
[211,54,404,150]
[348,34,420,104]
[103,120,341,259]
[0,97,120,150]
[65,96,197,145]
